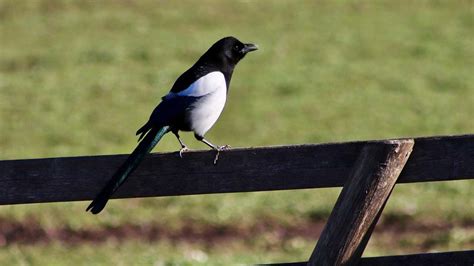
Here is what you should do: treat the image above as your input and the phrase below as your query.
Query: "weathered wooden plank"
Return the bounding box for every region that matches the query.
[308,140,414,265]
[264,250,474,266]
[0,134,472,205]
[359,249,474,266]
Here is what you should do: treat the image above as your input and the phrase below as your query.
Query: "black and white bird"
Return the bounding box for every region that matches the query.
[86,36,258,214]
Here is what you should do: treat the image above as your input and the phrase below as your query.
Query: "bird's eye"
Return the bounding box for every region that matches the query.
[234,45,240,51]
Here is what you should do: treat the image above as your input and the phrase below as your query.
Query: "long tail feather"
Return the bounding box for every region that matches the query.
[86,126,170,214]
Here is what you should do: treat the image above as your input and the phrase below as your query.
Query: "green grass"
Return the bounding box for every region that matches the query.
[1,0,473,265]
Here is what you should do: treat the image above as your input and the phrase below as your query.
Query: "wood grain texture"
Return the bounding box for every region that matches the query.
[0,134,472,205]
[308,140,414,266]
[264,250,474,266]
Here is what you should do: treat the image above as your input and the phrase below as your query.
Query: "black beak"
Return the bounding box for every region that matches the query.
[241,43,259,54]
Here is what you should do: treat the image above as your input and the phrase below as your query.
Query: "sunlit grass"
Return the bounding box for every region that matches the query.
[0,0,473,264]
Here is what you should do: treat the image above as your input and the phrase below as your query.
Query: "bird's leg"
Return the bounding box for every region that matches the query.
[199,137,231,164]
[173,131,189,158]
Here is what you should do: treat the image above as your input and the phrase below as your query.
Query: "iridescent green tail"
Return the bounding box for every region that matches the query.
[86,126,170,214]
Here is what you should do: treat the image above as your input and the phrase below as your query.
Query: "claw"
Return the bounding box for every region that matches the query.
[219,145,231,150]
[213,145,231,165]
[179,146,189,158]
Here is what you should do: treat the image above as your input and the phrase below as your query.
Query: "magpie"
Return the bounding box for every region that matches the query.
[86,36,258,214]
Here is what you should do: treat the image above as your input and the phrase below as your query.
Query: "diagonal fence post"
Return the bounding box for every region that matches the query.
[308,139,414,266]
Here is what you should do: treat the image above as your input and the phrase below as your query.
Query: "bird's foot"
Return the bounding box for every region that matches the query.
[179,146,189,158]
[213,145,231,165]
[218,145,231,150]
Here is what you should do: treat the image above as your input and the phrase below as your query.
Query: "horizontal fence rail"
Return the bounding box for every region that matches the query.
[0,134,473,205]
[268,250,474,266]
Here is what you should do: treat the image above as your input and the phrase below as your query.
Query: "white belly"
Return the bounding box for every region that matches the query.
[163,71,228,136]
[187,87,227,136]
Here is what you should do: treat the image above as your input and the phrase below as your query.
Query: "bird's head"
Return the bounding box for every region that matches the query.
[203,36,258,67]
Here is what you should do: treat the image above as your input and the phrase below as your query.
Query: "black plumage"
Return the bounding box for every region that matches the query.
[87,36,257,214]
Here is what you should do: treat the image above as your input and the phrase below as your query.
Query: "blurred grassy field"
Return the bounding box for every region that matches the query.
[1,0,473,265]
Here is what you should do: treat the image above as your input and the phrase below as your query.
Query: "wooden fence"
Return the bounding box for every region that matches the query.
[1,134,473,265]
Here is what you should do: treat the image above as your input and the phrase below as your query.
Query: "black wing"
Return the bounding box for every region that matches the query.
[136,94,202,140]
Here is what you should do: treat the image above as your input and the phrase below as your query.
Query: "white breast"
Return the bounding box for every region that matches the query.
[172,71,227,137]
[186,72,227,136]
[177,71,226,97]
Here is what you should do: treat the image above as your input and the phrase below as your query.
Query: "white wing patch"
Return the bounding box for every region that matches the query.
[177,71,226,97]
